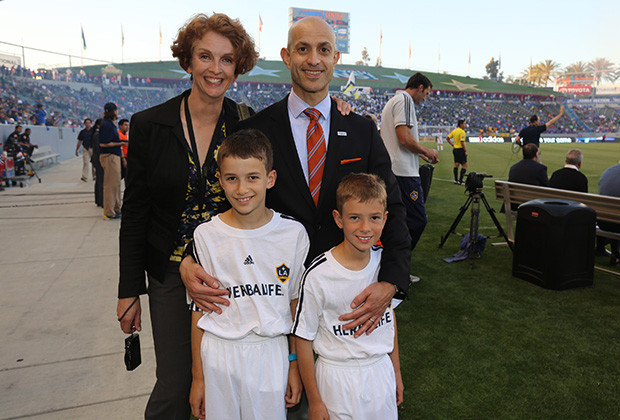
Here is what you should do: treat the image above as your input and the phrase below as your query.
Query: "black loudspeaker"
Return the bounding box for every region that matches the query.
[512,199,595,290]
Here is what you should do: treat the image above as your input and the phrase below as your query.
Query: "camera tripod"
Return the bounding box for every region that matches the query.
[439,188,513,268]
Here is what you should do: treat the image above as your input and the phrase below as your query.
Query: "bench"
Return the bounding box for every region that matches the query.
[495,180,620,275]
[30,145,60,169]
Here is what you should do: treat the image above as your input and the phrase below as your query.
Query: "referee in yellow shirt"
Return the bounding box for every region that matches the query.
[446,119,468,184]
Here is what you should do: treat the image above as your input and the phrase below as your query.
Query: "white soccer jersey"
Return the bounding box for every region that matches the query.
[192,211,310,339]
[380,90,420,177]
[292,247,396,361]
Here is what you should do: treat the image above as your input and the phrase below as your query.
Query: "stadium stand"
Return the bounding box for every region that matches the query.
[1,64,618,135]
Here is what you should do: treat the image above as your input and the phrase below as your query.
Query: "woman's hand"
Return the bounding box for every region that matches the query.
[117,297,141,333]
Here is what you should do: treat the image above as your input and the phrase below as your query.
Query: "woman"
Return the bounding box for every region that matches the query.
[116,14,258,419]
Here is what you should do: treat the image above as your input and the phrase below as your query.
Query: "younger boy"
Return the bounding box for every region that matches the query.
[188,129,309,420]
[292,173,404,420]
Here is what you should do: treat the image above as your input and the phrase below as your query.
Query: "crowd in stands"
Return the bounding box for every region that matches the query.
[1,65,618,134]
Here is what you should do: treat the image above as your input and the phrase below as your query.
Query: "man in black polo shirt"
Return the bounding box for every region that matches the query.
[4,125,25,175]
[4,124,22,153]
[515,104,564,148]
[19,128,38,157]
[76,119,93,182]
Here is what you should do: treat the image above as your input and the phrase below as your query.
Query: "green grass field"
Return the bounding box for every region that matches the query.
[397,142,620,419]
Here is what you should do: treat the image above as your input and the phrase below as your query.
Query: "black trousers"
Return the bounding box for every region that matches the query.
[145,262,192,420]
[92,160,104,207]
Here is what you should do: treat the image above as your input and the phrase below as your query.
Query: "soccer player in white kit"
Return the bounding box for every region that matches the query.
[188,129,309,420]
[293,174,404,420]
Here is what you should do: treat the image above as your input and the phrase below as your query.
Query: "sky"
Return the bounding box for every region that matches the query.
[0,0,618,81]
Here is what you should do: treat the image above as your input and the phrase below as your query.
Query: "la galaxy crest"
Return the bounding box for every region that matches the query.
[276,263,291,284]
[410,190,419,201]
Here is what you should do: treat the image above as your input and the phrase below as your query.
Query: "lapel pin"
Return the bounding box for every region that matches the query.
[337,131,347,136]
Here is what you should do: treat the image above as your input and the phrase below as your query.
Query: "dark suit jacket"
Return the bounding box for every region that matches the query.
[240,96,412,294]
[549,167,588,193]
[119,90,248,298]
[506,159,548,211]
[509,159,548,187]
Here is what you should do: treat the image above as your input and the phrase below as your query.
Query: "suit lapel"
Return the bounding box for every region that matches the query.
[318,102,344,209]
[271,97,315,209]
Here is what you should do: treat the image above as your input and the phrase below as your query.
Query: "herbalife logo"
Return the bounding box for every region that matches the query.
[244,255,254,265]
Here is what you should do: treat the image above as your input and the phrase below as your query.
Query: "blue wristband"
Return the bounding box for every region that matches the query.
[288,353,297,362]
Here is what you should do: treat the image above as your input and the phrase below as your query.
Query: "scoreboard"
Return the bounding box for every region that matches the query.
[288,7,350,54]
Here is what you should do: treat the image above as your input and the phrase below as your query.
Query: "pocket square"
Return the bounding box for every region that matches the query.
[340,157,362,165]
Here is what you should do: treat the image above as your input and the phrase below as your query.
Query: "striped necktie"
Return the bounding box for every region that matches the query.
[304,108,326,206]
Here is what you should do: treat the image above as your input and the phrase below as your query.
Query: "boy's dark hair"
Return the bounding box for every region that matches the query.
[458,119,466,127]
[406,72,432,90]
[523,143,538,160]
[529,114,539,124]
[336,173,387,212]
[216,129,273,171]
[118,118,129,126]
[84,118,92,124]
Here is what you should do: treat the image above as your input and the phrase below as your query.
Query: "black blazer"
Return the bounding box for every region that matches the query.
[119,90,248,298]
[240,96,412,294]
[508,159,548,187]
[549,167,588,193]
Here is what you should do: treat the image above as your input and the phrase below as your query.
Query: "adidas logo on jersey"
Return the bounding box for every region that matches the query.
[243,255,254,265]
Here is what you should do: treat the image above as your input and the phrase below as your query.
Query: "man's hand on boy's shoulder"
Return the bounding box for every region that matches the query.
[338,281,395,337]
[179,256,230,314]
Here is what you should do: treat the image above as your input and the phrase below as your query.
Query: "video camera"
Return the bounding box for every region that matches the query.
[464,171,493,193]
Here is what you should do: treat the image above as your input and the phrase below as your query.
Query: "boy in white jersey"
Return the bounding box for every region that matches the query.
[188,129,310,420]
[292,173,404,420]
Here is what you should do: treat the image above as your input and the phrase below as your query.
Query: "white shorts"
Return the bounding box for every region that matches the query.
[201,331,288,420]
[316,354,397,420]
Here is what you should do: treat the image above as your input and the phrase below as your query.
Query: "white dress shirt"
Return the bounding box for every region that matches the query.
[286,90,331,184]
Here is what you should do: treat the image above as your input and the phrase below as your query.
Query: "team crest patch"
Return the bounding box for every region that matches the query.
[410,190,419,201]
[276,264,291,283]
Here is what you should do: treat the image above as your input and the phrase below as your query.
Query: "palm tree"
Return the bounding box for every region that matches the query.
[518,65,539,86]
[588,58,615,84]
[562,61,592,79]
[533,60,561,87]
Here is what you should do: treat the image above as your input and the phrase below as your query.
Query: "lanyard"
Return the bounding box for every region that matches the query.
[183,95,206,212]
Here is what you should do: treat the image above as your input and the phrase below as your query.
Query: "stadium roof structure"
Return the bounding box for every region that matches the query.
[67,59,556,96]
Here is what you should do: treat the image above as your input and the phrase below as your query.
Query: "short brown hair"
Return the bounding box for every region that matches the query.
[523,143,538,160]
[406,72,432,90]
[336,173,387,212]
[171,13,258,75]
[216,129,273,171]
